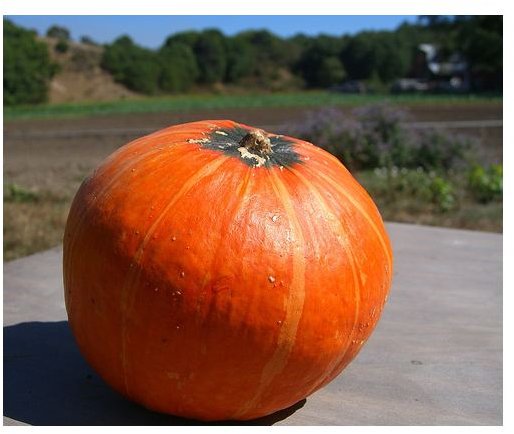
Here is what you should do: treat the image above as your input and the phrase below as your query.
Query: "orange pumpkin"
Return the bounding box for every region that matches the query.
[63,120,393,421]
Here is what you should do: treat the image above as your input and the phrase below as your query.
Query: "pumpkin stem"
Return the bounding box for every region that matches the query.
[239,129,272,155]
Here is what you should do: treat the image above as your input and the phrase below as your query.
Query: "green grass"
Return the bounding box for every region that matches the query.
[356,169,502,233]
[4,91,502,121]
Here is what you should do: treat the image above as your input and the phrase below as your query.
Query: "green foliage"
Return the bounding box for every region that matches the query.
[456,16,502,91]
[468,164,503,203]
[193,29,227,84]
[365,167,456,213]
[5,17,503,105]
[163,31,199,49]
[55,39,69,53]
[295,35,346,87]
[239,29,287,66]
[317,57,346,87]
[224,37,255,83]
[340,31,410,83]
[101,35,161,94]
[238,29,294,85]
[4,19,57,106]
[46,25,70,40]
[159,42,199,92]
[429,176,456,212]
[4,183,39,203]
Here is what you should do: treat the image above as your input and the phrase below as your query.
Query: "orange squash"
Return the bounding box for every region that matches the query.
[63,120,393,421]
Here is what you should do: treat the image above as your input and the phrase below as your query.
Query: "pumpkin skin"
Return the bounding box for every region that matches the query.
[63,120,393,421]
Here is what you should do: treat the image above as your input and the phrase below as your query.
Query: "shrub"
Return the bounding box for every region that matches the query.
[286,104,470,172]
[354,103,413,169]
[46,25,70,40]
[414,130,471,171]
[364,167,456,212]
[4,19,57,106]
[4,183,39,203]
[55,39,69,53]
[429,176,456,212]
[468,164,503,203]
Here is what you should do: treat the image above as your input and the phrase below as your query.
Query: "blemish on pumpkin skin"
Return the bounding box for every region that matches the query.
[268,275,276,283]
[187,138,209,144]
[180,271,185,278]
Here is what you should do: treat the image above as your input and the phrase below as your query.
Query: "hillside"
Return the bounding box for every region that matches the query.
[42,37,137,104]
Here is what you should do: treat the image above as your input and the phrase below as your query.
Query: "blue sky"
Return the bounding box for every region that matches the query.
[7,15,418,48]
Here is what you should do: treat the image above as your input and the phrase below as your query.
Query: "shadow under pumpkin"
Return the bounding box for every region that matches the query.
[3,321,305,425]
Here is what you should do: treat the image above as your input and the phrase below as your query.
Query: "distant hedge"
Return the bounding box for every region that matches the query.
[4,19,57,106]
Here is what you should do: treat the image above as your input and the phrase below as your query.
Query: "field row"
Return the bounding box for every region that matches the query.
[5,91,502,121]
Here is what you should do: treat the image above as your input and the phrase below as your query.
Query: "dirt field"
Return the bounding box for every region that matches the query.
[4,102,503,260]
[4,103,503,190]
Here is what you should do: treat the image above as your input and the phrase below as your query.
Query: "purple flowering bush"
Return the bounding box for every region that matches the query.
[285,103,472,172]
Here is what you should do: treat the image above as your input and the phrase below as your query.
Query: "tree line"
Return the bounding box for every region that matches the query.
[4,16,502,106]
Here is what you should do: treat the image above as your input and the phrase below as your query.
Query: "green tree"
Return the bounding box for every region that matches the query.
[341,32,410,83]
[101,36,161,94]
[159,42,199,92]
[296,35,346,87]
[340,33,375,80]
[317,56,346,87]
[163,31,199,49]
[46,25,70,40]
[193,29,227,84]
[54,39,69,53]
[456,16,502,90]
[224,36,254,83]
[4,19,57,105]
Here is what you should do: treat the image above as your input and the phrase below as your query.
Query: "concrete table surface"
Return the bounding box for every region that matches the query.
[3,222,502,425]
